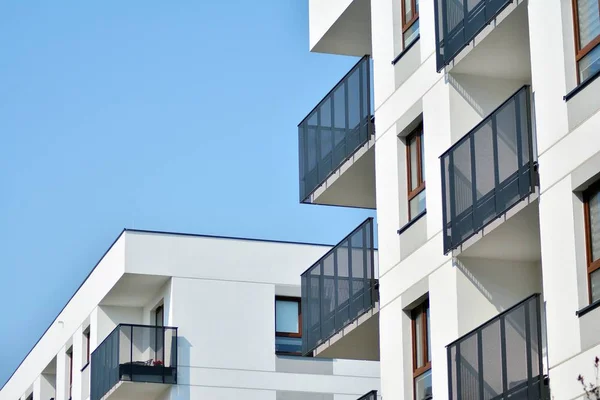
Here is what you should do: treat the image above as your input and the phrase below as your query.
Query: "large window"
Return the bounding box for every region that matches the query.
[585,184,600,303]
[402,0,420,48]
[412,301,432,400]
[573,0,600,82]
[407,125,426,220]
[275,296,302,355]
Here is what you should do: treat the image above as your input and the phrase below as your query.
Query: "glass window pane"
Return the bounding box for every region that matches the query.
[577,0,600,49]
[421,132,425,181]
[275,337,302,354]
[410,189,427,219]
[404,0,413,23]
[579,44,600,82]
[403,18,420,48]
[409,136,419,190]
[414,369,432,400]
[415,312,424,369]
[591,269,600,303]
[276,300,299,333]
[589,189,600,261]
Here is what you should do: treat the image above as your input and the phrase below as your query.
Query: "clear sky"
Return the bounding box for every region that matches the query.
[0,1,375,387]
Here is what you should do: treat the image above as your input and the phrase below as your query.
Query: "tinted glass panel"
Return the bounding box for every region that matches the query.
[577,0,600,48]
[579,44,600,82]
[404,19,420,48]
[276,300,299,333]
[410,189,427,219]
[591,269,600,303]
[415,369,433,400]
[275,337,302,354]
[589,189,600,261]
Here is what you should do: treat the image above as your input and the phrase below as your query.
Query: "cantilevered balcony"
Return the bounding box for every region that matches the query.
[298,56,375,208]
[357,390,378,400]
[447,294,547,400]
[441,86,536,254]
[434,0,515,71]
[301,218,379,360]
[90,324,177,400]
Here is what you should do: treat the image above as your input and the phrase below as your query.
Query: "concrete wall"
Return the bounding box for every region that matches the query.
[1,232,381,400]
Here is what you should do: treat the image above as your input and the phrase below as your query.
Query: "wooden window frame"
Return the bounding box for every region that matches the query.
[584,182,600,303]
[402,0,420,46]
[411,300,431,399]
[571,0,600,82]
[407,124,425,219]
[275,296,302,355]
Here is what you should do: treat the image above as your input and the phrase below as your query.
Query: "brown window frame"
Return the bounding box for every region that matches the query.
[584,182,600,303]
[275,296,302,355]
[571,0,600,83]
[402,0,420,46]
[407,124,425,219]
[411,300,431,399]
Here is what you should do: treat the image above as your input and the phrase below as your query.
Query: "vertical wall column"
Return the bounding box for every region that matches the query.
[72,326,84,400]
[56,345,68,400]
[429,260,460,400]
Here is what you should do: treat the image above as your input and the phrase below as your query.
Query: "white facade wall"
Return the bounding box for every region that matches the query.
[0,231,380,400]
[308,0,600,399]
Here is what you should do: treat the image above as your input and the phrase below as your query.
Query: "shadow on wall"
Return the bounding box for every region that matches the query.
[168,336,191,400]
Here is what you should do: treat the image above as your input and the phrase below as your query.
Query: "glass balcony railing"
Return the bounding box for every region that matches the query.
[434,0,513,70]
[298,56,373,203]
[357,390,378,400]
[440,86,536,254]
[447,294,547,400]
[301,218,377,355]
[90,324,178,400]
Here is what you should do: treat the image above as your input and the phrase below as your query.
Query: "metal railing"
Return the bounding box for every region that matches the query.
[434,0,513,70]
[357,390,378,400]
[90,324,178,400]
[298,56,373,203]
[440,86,536,254]
[447,294,546,400]
[301,218,377,355]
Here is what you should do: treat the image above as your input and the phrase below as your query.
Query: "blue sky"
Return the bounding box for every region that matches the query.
[0,1,375,387]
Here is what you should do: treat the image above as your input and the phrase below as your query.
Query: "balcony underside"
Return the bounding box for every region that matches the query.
[313,305,379,361]
[101,381,171,400]
[456,196,541,262]
[305,138,376,209]
[449,2,531,81]
[309,0,372,57]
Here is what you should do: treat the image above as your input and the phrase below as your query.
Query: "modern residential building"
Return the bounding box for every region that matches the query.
[0,229,380,400]
[300,0,600,399]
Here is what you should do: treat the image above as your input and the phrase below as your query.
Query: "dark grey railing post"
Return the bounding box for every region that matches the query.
[477,330,484,400]
[456,343,462,400]
[448,152,457,249]
[447,346,454,400]
[536,296,545,399]
[525,301,533,398]
[500,317,508,395]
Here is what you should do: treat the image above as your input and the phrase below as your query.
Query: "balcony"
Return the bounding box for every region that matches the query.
[298,56,375,208]
[357,390,378,400]
[440,86,536,255]
[447,294,547,400]
[90,324,177,400]
[301,218,379,360]
[308,0,372,56]
[434,0,515,70]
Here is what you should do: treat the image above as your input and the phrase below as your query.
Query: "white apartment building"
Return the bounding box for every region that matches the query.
[298,0,600,399]
[0,229,380,400]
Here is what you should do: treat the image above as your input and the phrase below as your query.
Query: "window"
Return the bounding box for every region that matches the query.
[402,0,420,48]
[584,184,600,303]
[83,327,90,366]
[275,296,302,355]
[66,346,73,400]
[407,125,426,219]
[573,0,600,82]
[412,301,432,400]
